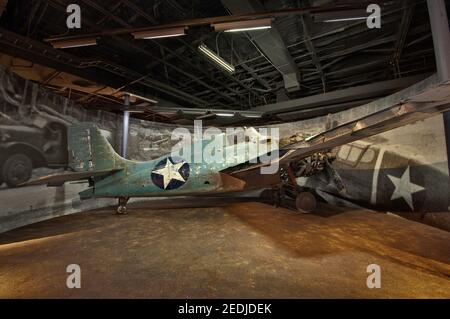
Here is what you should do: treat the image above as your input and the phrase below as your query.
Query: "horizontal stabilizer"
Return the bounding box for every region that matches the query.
[20,169,122,187]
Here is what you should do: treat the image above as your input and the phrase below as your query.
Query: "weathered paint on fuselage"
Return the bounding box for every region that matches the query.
[81,132,275,199]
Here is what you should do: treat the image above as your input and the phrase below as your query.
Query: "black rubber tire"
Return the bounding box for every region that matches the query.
[295,192,317,213]
[116,205,127,214]
[3,153,33,188]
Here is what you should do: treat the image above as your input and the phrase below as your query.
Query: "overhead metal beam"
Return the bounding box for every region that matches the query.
[150,75,430,125]
[427,0,450,83]
[300,14,326,92]
[221,0,301,92]
[276,97,376,121]
[0,27,205,108]
[117,2,248,105]
[118,0,264,99]
[42,0,231,108]
[73,0,238,107]
[111,0,251,101]
[250,75,426,114]
[44,2,379,42]
[152,106,263,118]
[392,0,415,76]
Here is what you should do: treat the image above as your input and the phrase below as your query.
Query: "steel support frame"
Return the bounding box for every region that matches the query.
[427,0,450,83]
[122,93,130,158]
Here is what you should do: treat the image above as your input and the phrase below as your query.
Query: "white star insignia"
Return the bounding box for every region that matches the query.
[153,158,186,189]
[387,166,425,210]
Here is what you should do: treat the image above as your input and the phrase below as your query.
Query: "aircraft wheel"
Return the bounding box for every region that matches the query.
[116,205,127,215]
[295,192,316,213]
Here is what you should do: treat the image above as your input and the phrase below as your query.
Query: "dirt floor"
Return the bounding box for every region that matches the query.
[0,200,449,298]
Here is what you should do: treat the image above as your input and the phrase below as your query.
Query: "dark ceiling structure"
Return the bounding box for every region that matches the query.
[0,0,443,125]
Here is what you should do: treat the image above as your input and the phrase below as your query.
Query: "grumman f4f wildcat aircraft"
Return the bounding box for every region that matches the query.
[22,74,450,214]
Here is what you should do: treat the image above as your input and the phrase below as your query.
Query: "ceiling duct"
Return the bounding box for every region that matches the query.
[221,0,301,92]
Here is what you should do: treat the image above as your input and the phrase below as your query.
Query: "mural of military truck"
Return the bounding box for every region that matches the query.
[0,113,68,187]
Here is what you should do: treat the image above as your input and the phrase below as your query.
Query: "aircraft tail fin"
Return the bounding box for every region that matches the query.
[68,122,126,172]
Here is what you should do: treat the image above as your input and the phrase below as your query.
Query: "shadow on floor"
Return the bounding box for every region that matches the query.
[0,196,260,245]
[228,203,450,275]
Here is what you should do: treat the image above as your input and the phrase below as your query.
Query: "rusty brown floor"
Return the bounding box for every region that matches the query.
[0,201,449,298]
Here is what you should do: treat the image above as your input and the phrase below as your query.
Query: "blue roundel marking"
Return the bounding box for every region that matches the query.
[151,156,190,190]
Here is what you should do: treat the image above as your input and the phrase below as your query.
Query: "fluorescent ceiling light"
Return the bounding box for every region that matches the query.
[132,27,186,40]
[51,37,97,49]
[323,17,369,22]
[314,9,370,23]
[213,18,272,33]
[126,92,158,104]
[225,26,271,32]
[216,113,234,117]
[198,44,235,73]
[196,112,217,120]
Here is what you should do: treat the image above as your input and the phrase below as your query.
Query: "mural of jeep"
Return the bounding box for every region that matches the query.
[0,115,68,187]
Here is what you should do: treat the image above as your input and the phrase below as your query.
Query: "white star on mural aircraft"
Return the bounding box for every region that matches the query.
[388,166,425,210]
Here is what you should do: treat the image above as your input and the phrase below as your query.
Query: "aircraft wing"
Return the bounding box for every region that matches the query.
[230,74,450,174]
[20,169,122,187]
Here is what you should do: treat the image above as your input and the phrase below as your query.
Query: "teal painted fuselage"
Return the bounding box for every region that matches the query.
[73,124,275,199]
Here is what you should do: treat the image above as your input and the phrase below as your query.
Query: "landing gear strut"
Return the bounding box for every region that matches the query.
[271,164,318,213]
[264,151,339,213]
[116,197,129,214]
[270,184,317,213]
